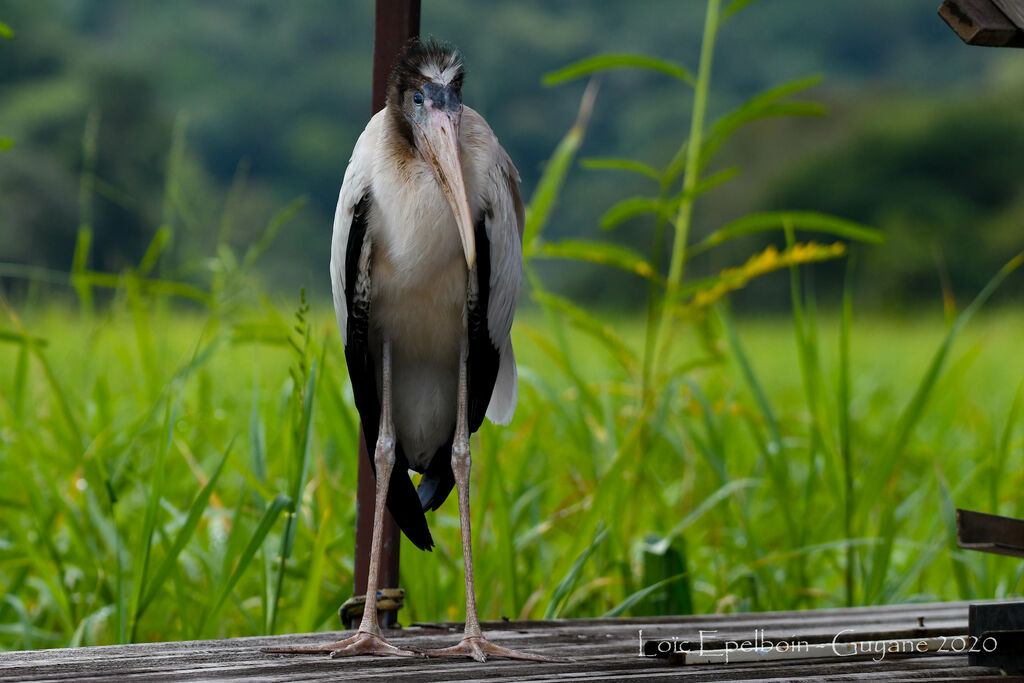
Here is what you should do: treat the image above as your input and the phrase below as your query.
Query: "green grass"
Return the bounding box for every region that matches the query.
[2,295,1023,649]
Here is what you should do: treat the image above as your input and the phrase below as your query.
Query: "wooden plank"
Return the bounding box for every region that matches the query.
[992,0,1024,29]
[968,602,1024,671]
[350,0,422,629]
[413,598,975,630]
[0,655,995,683]
[939,0,1024,47]
[0,601,1016,681]
[957,508,1024,558]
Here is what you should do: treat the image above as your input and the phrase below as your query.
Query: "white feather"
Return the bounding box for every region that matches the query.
[486,340,518,425]
[459,110,525,425]
[419,54,463,86]
[330,110,381,344]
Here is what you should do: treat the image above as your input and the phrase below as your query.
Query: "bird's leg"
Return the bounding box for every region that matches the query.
[264,338,417,658]
[414,323,561,663]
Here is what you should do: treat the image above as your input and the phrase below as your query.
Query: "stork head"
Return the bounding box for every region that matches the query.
[389,39,475,268]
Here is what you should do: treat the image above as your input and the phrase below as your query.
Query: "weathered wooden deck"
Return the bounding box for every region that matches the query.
[1,600,1016,681]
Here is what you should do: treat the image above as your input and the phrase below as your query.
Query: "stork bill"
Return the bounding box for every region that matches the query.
[265,39,556,662]
[409,88,476,269]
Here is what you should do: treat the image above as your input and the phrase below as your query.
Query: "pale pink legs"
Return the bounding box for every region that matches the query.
[265,338,417,658]
[412,334,558,663]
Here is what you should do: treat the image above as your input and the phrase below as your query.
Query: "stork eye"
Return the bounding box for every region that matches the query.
[412,91,424,106]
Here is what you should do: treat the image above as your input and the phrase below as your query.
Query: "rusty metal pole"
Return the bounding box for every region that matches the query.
[349,0,421,630]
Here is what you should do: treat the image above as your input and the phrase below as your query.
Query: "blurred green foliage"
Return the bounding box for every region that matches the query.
[767,100,1024,305]
[1,0,1022,307]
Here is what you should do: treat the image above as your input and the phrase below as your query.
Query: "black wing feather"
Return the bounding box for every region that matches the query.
[467,213,502,432]
[345,194,435,551]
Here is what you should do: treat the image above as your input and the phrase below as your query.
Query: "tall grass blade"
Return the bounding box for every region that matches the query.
[691,211,882,257]
[249,385,267,483]
[683,379,728,483]
[995,375,1024,514]
[137,440,233,618]
[295,505,332,633]
[665,478,759,543]
[717,307,799,540]
[70,228,94,313]
[243,196,308,269]
[700,76,826,170]
[160,112,189,245]
[200,493,290,637]
[129,398,178,642]
[838,256,855,606]
[717,308,780,447]
[602,572,689,618]
[544,54,694,86]
[581,157,661,181]
[12,338,29,420]
[268,357,317,634]
[531,239,661,283]
[722,0,759,22]
[544,527,608,619]
[599,197,669,230]
[523,79,598,249]
[860,254,1024,601]
[601,168,739,231]
[138,226,172,277]
[888,252,1023,461]
[937,471,972,599]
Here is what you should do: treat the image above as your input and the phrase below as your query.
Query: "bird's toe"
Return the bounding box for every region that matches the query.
[415,635,565,662]
[264,630,421,658]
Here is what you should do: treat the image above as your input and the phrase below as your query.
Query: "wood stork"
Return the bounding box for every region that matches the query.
[269,39,549,662]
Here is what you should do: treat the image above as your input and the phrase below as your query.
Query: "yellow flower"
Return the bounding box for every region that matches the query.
[685,241,847,311]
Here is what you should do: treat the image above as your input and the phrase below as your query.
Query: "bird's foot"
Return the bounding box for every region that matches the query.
[411,635,567,663]
[263,629,421,658]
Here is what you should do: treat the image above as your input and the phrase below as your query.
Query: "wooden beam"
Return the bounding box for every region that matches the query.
[939,0,1024,48]
[350,0,421,630]
[992,0,1024,29]
[968,602,1024,672]
[956,508,1024,559]
[371,0,422,114]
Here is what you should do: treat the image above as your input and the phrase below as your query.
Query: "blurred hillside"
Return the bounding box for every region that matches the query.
[1,0,1022,308]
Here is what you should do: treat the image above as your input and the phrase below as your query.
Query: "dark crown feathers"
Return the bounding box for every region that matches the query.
[389,38,465,95]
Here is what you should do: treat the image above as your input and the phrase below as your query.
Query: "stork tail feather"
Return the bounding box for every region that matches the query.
[416,435,457,511]
[384,443,435,551]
